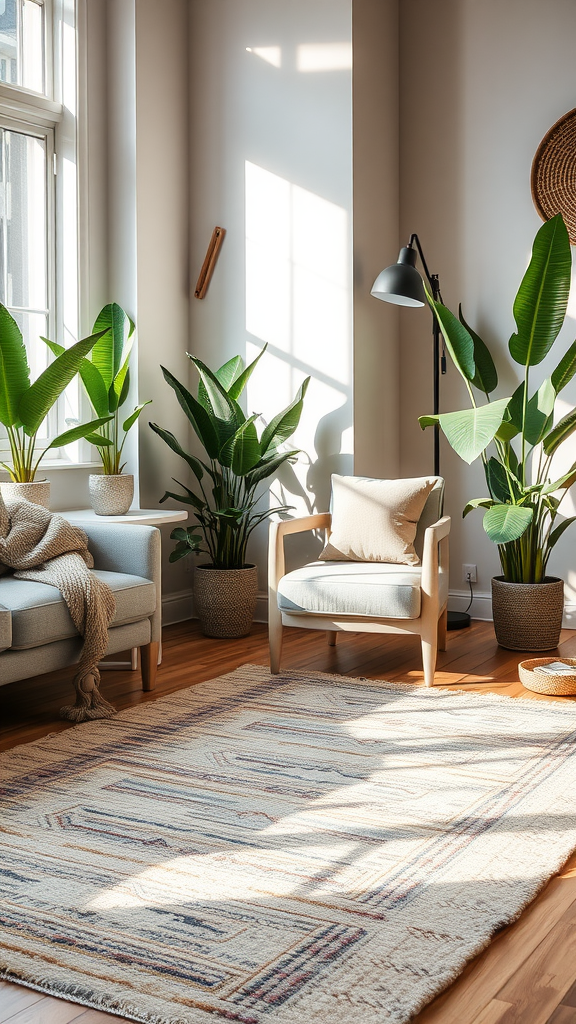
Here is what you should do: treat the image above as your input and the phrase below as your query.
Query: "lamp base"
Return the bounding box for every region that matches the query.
[447,610,471,631]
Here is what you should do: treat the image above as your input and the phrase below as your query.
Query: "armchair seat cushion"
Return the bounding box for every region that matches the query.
[0,570,156,651]
[277,561,424,620]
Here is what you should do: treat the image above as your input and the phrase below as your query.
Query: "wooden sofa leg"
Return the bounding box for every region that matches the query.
[141,641,159,691]
[327,631,337,647]
[269,614,283,674]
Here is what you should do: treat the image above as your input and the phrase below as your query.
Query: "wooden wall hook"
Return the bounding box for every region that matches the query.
[194,226,226,299]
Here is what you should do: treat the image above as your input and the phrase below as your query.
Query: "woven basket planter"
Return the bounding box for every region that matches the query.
[194,564,258,638]
[0,479,50,508]
[491,576,564,651]
[89,474,134,516]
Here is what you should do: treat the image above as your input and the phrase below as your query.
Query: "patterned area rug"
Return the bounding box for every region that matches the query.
[2,666,576,1024]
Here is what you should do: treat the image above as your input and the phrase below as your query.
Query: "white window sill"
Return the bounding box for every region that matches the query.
[0,461,102,479]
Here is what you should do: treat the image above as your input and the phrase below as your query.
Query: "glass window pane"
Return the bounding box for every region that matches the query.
[22,0,43,94]
[4,128,47,310]
[0,1,17,86]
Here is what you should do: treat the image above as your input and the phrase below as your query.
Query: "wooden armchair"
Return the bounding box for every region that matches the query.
[268,478,450,686]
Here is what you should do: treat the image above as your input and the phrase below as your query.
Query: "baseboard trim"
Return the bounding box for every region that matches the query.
[162,587,576,630]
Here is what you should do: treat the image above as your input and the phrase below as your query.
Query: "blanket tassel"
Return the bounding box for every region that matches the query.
[60,670,117,723]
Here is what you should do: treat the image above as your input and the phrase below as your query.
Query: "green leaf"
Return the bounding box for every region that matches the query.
[244,449,300,490]
[551,340,576,394]
[426,288,475,382]
[45,416,114,450]
[495,382,524,441]
[227,344,267,400]
[0,304,30,426]
[420,398,510,465]
[485,457,516,502]
[92,303,132,387]
[509,214,571,366]
[188,355,242,426]
[459,305,498,394]
[261,377,310,454]
[547,516,576,551]
[219,415,261,474]
[160,487,206,511]
[483,503,533,543]
[122,400,152,434]
[149,421,205,480]
[160,366,220,459]
[463,497,495,518]
[18,329,108,435]
[524,377,556,446]
[543,406,576,456]
[215,355,245,391]
[84,432,113,446]
[41,336,64,358]
[545,462,576,492]
[79,358,109,417]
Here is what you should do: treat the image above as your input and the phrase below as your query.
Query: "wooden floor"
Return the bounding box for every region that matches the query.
[1,618,576,1024]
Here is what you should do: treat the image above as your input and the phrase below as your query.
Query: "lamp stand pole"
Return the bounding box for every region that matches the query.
[431,273,441,478]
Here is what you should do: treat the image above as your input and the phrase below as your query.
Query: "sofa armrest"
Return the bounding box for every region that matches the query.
[0,600,11,652]
[82,524,161,642]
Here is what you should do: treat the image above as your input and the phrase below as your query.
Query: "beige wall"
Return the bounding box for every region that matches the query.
[399,0,576,620]
[352,0,400,479]
[189,0,353,594]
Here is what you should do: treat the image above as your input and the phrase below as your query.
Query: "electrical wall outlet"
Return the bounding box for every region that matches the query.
[462,563,477,583]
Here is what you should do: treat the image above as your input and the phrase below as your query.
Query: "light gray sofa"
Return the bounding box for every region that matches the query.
[0,523,161,691]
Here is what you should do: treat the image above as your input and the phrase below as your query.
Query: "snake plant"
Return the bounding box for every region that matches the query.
[419,213,576,583]
[0,303,111,482]
[150,345,309,570]
[44,303,151,475]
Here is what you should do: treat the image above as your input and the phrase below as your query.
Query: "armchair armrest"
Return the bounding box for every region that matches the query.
[268,514,331,594]
[421,516,451,602]
[0,601,11,652]
[82,524,162,642]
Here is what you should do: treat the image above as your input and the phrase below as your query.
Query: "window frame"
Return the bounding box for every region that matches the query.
[0,0,85,465]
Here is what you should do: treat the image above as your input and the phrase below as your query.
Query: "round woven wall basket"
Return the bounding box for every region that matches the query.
[531,107,576,244]
[519,658,576,697]
[491,576,564,651]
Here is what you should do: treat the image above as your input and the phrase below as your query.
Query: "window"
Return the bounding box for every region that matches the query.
[0,0,79,459]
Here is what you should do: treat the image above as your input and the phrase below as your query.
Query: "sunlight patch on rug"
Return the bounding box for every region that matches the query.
[1,664,576,1024]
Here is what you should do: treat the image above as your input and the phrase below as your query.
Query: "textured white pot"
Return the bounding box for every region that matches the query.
[89,474,134,516]
[0,479,51,508]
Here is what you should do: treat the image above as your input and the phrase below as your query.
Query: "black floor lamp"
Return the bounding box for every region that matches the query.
[371,234,471,630]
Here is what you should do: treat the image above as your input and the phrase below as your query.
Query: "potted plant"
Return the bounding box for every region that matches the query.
[0,304,112,508]
[149,345,309,637]
[45,303,151,515]
[419,213,576,650]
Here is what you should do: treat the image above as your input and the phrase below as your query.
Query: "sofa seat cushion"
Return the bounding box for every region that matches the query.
[0,570,156,651]
[277,561,424,620]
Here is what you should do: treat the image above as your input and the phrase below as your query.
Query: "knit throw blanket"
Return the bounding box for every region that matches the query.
[0,493,116,722]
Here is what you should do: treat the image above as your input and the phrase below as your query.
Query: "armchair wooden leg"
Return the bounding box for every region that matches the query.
[141,641,159,691]
[438,606,447,652]
[269,612,283,674]
[421,630,438,688]
[327,631,337,647]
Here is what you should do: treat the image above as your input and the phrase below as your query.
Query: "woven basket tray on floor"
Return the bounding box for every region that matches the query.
[519,658,576,696]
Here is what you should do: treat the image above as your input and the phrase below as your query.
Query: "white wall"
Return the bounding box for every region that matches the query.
[189,0,353,593]
[399,0,576,622]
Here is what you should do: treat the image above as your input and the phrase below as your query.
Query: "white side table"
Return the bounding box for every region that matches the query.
[62,508,188,669]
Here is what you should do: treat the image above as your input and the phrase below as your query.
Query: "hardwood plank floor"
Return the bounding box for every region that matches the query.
[1,618,576,1024]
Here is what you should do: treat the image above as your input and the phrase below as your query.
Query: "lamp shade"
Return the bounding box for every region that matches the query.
[371,246,426,307]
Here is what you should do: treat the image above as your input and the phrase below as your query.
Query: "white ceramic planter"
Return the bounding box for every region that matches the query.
[0,479,51,508]
[89,474,134,516]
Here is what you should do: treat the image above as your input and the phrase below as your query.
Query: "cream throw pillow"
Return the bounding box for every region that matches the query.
[319,475,437,566]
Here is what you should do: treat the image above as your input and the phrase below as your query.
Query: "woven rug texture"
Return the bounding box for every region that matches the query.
[1,665,576,1024]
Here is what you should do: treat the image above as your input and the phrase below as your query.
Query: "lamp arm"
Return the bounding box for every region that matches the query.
[407,233,444,304]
